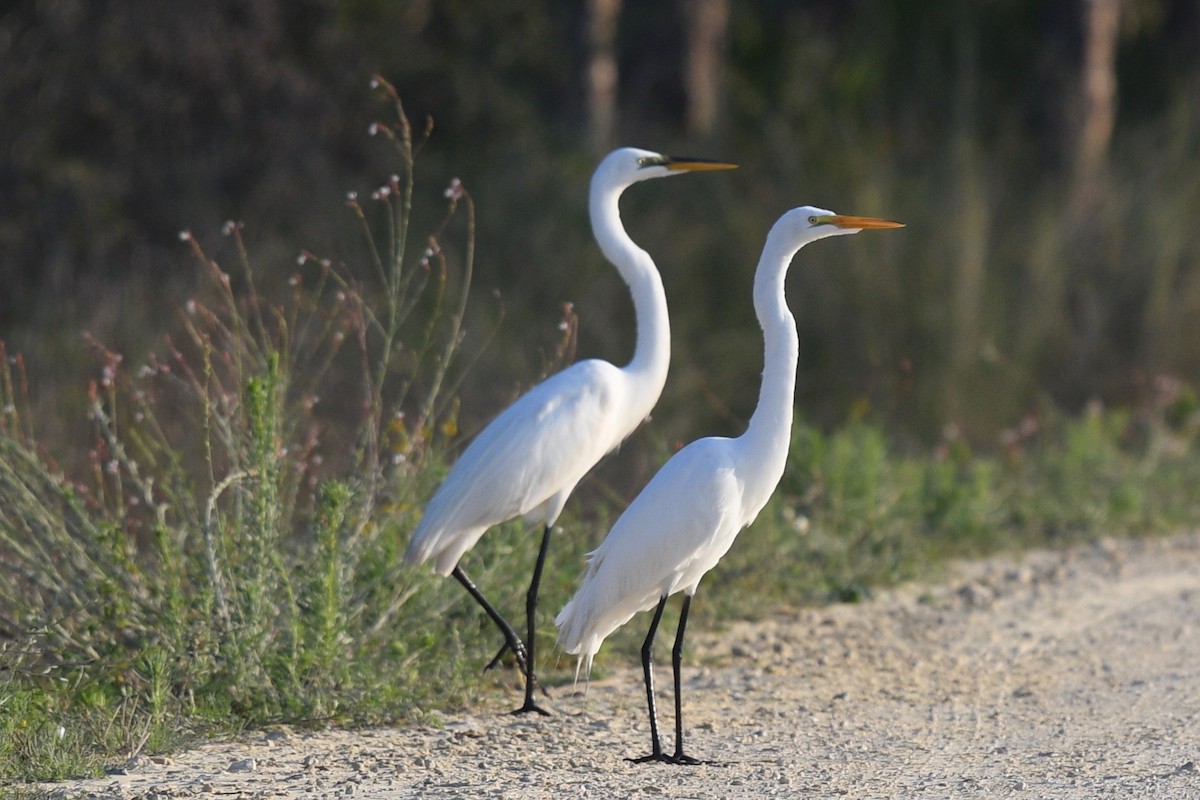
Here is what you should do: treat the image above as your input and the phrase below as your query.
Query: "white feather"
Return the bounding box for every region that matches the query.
[554,206,905,684]
[405,149,735,578]
[406,359,626,575]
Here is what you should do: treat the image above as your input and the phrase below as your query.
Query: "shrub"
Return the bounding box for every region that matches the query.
[0,80,508,779]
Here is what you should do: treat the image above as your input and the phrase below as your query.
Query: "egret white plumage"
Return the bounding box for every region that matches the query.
[405,148,736,715]
[555,206,903,761]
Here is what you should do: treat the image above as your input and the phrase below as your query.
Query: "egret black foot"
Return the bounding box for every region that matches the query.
[627,752,671,764]
[626,752,710,766]
[668,752,711,766]
[511,701,551,717]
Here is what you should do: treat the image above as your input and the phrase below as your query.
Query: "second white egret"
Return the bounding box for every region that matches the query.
[556,206,903,761]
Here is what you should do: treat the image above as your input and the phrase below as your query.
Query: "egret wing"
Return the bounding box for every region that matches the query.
[556,438,742,659]
[407,359,626,572]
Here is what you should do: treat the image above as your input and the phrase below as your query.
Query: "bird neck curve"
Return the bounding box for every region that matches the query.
[588,176,671,414]
[741,232,803,487]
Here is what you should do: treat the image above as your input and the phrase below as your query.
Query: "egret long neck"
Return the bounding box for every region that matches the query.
[589,179,671,411]
[740,234,802,500]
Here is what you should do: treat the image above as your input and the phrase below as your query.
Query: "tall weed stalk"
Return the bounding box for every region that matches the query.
[0,80,497,778]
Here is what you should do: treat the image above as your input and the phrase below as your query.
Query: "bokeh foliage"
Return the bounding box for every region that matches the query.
[2,1,1199,455]
[3,3,1200,781]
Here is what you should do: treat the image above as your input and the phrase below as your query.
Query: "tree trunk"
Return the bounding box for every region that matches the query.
[944,3,989,427]
[1070,0,1121,218]
[586,0,623,155]
[1060,0,1122,403]
[681,0,728,137]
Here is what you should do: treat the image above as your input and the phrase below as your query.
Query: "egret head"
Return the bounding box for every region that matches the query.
[775,205,905,246]
[597,147,737,188]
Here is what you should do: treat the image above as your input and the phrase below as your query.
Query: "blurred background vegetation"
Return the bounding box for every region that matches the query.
[4,0,1199,462]
[4,0,1200,778]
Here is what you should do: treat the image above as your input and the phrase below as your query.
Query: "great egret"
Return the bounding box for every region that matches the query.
[405,148,736,715]
[555,207,903,762]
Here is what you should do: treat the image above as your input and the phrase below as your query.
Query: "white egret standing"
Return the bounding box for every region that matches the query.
[556,207,903,761]
[406,148,736,715]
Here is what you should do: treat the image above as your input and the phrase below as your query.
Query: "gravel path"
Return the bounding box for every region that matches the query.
[41,534,1200,799]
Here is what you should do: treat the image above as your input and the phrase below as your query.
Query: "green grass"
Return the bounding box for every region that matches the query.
[559,400,1200,662]
[4,84,1200,786]
[0,80,508,782]
[710,403,1200,622]
[8,404,1195,787]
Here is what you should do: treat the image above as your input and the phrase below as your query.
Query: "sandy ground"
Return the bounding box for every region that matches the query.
[39,533,1200,799]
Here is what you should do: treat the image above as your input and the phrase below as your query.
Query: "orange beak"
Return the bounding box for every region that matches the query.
[816,214,905,229]
[664,157,738,172]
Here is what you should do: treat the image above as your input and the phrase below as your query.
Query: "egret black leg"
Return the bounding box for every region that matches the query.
[513,525,552,716]
[628,594,671,764]
[669,595,706,766]
[452,565,528,675]
[482,641,512,673]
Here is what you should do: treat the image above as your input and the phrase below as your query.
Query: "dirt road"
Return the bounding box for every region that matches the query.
[43,534,1200,799]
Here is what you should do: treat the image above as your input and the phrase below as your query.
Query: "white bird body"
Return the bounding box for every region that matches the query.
[554,206,903,762]
[407,356,633,575]
[556,439,748,667]
[404,148,736,714]
[407,147,725,573]
[556,213,802,673]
